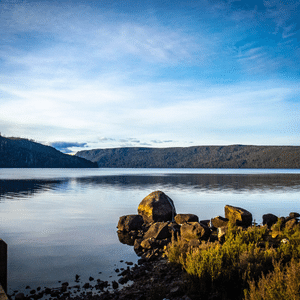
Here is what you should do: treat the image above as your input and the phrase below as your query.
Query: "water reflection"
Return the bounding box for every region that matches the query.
[0,179,64,199]
[75,173,300,192]
[1,169,300,294]
[1,173,300,200]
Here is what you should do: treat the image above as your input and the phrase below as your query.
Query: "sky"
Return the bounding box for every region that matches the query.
[1,0,300,154]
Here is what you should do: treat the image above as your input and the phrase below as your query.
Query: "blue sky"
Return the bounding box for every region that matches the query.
[1,0,300,153]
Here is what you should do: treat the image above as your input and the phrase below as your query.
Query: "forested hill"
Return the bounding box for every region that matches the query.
[76,145,300,168]
[0,136,97,168]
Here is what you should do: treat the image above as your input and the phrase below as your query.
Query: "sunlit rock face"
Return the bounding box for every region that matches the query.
[224,205,252,227]
[137,191,176,223]
[210,216,229,229]
[180,222,211,241]
[174,214,199,225]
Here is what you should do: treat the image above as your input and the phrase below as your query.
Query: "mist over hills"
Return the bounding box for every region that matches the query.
[76,145,300,168]
[0,136,97,168]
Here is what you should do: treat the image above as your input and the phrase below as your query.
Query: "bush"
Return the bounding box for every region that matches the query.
[165,223,300,299]
[245,259,300,300]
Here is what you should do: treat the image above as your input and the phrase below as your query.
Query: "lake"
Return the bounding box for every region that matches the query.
[1,168,300,295]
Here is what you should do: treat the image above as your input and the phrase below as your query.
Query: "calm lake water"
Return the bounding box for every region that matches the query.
[1,168,300,295]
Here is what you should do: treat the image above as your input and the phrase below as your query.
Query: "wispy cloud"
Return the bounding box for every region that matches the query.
[0,1,205,69]
[0,0,299,149]
[98,137,116,142]
[151,140,174,144]
[234,44,280,74]
[264,0,299,36]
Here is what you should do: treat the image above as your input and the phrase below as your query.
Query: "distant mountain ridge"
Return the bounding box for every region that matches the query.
[0,136,97,168]
[76,145,300,168]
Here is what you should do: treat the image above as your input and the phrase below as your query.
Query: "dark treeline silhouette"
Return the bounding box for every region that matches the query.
[0,136,97,168]
[76,145,300,168]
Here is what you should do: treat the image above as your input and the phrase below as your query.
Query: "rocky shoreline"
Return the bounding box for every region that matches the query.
[9,190,300,300]
[117,191,255,262]
[114,190,300,299]
[9,256,187,300]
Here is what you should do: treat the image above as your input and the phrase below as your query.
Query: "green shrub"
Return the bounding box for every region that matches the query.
[245,259,300,300]
[165,224,300,299]
[164,236,189,263]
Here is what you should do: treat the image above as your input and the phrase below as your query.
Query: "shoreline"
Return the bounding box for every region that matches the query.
[5,189,300,300]
[7,257,187,300]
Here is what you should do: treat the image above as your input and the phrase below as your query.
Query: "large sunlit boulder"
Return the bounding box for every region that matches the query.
[138,191,176,223]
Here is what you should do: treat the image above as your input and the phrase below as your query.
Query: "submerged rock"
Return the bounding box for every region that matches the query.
[15,293,25,300]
